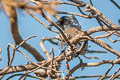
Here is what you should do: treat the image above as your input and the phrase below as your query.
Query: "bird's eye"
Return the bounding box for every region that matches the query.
[62,16,70,20]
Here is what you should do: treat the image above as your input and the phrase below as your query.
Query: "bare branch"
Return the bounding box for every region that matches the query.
[99,64,114,80]
[109,67,120,80]
[40,38,50,60]
[25,9,59,34]
[2,0,44,61]
[87,25,120,35]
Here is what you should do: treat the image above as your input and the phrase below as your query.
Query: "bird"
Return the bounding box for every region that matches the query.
[50,15,88,56]
[50,16,89,71]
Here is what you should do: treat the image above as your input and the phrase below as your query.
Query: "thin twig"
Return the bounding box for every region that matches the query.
[109,67,120,80]
[66,60,114,77]
[110,0,120,9]
[25,9,59,34]
[87,50,107,53]
[8,43,35,64]
[89,0,94,6]
[95,31,115,39]
[99,64,114,80]
[40,38,50,60]
[68,75,120,80]
[77,7,87,15]
[8,43,47,72]
[57,11,96,18]
[6,73,46,80]
[87,5,116,26]
[16,35,37,49]
[7,44,11,66]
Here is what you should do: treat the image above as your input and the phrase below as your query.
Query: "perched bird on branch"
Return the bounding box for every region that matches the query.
[50,15,88,56]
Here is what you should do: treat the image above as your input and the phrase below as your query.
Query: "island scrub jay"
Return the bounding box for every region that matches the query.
[50,15,88,56]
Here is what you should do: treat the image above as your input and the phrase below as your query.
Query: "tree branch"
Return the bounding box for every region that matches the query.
[2,0,44,61]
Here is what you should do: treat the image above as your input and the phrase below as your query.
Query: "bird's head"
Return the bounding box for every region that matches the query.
[50,15,81,30]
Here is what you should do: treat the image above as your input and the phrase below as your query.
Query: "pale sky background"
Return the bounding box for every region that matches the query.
[0,0,120,80]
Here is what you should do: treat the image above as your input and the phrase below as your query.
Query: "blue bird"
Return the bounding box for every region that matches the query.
[53,15,88,56]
